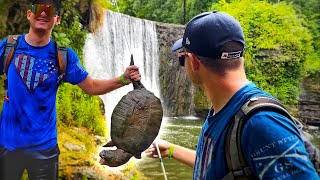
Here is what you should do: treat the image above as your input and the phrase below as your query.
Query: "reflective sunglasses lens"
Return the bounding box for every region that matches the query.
[179,55,185,66]
[31,4,39,14]
[32,4,57,16]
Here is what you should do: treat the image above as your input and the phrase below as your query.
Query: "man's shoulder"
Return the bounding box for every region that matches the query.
[241,110,318,179]
[243,110,297,133]
[0,36,8,45]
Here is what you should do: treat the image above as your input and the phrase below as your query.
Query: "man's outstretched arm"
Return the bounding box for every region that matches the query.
[145,139,196,168]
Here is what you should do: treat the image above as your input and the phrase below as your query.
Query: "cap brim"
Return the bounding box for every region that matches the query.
[171,38,183,52]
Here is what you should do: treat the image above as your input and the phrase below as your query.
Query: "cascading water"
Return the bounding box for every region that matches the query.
[82,10,205,179]
[83,10,160,128]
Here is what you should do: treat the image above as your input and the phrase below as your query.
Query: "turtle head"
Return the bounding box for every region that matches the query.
[99,149,133,167]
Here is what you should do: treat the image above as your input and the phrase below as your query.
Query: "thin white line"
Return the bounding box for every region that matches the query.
[254,153,308,161]
[258,140,300,179]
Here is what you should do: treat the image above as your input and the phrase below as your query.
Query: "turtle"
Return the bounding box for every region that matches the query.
[99,55,163,167]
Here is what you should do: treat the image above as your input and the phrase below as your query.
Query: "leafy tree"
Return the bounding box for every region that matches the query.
[116,0,220,24]
[213,0,313,103]
[268,0,320,77]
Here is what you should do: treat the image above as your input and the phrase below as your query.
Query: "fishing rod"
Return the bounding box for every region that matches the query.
[155,142,168,180]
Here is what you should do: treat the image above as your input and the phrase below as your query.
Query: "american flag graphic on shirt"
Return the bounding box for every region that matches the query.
[14,54,57,91]
[194,136,214,180]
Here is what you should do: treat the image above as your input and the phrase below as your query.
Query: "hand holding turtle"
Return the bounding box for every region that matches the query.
[122,65,141,85]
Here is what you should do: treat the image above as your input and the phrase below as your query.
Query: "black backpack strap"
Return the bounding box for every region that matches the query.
[2,35,20,101]
[55,42,68,85]
[223,96,293,180]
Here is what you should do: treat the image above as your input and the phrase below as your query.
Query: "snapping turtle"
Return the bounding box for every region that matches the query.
[99,55,163,167]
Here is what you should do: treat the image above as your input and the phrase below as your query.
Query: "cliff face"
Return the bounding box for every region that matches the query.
[156,23,194,117]
[298,77,320,126]
[156,23,211,117]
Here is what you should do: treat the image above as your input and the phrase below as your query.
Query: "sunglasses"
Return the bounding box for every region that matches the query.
[31,4,58,17]
[178,52,188,66]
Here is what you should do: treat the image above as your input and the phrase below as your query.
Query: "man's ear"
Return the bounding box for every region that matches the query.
[55,16,61,25]
[189,53,200,71]
[27,10,32,20]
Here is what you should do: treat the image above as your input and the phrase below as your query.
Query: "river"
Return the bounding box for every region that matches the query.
[136,117,203,180]
[136,117,320,179]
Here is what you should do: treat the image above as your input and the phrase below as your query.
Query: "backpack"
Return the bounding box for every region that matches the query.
[1,35,68,101]
[223,96,320,179]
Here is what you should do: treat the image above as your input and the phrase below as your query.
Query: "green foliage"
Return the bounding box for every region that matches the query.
[305,52,320,77]
[52,32,71,47]
[116,0,184,24]
[116,0,217,24]
[212,0,313,103]
[57,84,106,135]
[53,0,107,136]
[267,0,320,77]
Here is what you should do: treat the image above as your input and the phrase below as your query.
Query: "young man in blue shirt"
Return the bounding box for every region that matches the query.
[146,11,319,179]
[0,0,141,179]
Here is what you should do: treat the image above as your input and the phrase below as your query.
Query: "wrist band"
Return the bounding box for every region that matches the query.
[168,144,174,159]
[119,75,128,85]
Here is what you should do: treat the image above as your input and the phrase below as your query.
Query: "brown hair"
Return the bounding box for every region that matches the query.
[197,41,244,76]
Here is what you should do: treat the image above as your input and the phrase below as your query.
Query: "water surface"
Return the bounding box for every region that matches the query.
[137,117,203,180]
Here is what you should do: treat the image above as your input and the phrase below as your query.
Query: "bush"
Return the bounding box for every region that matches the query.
[213,0,313,104]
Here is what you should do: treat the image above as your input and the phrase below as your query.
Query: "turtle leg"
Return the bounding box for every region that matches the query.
[103,140,114,147]
[99,149,132,167]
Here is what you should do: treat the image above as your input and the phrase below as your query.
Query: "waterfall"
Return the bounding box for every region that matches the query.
[83,10,160,127]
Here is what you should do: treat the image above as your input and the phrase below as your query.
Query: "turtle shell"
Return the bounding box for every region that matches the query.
[110,87,163,155]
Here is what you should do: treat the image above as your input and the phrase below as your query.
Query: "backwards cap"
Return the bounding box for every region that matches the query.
[172,11,245,60]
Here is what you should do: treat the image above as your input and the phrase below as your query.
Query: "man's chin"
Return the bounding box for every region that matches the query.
[34,27,50,34]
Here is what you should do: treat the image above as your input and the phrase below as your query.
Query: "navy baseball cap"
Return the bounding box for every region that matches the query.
[172,11,245,59]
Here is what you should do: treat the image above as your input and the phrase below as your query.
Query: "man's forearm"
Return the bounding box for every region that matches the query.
[172,145,196,168]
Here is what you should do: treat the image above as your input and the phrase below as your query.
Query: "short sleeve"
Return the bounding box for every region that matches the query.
[241,111,318,179]
[65,48,88,85]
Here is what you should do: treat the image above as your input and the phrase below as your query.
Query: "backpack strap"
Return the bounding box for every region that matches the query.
[55,42,68,85]
[223,96,293,180]
[2,35,20,101]
[224,96,320,179]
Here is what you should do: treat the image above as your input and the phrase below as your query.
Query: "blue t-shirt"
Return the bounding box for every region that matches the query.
[0,34,88,151]
[193,82,318,179]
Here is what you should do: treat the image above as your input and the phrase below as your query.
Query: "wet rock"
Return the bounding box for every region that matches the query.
[298,77,320,126]
[63,142,86,152]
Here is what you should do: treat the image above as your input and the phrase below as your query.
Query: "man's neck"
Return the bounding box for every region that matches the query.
[25,30,51,47]
[202,69,249,114]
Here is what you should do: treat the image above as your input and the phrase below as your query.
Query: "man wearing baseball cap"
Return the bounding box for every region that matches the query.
[146,11,318,179]
[0,0,141,179]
